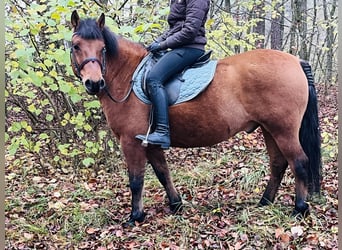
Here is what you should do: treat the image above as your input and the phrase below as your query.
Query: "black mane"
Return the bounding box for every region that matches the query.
[74,18,118,57]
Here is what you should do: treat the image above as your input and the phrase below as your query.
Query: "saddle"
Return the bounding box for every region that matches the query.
[132,51,218,106]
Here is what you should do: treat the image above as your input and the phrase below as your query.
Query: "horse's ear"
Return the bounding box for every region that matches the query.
[71,10,80,30]
[97,13,105,30]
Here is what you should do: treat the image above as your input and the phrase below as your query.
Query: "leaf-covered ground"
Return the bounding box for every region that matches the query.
[5,85,338,249]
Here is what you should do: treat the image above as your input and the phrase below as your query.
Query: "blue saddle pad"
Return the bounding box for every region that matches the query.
[132,53,218,105]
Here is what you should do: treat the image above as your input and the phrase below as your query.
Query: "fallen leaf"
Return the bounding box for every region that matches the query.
[23,232,34,240]
[53,191,61,198]
[291,226,304,238]
[279,233,290,244]
[275,228,284,238]
[234,241,243,250]
[86,227,99,234]
[32,176,43,183]
[306,234,319,244]
[115,230,123,237]
[48,201,66,210]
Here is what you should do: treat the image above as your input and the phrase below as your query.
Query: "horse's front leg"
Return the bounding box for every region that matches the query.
[121,138,147,226]
[146,147,182,213]
[127,169,146,224]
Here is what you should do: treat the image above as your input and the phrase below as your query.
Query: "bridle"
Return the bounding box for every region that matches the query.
[69,39,133,103]
[70,46,107,80]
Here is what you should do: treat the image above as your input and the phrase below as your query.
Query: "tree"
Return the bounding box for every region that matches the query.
[270,0,284,50]
[289,0,308,59]
[253,1,265,48]
[322,0,337,85]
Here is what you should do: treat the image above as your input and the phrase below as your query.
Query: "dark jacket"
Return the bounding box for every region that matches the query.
[157,0,210,50]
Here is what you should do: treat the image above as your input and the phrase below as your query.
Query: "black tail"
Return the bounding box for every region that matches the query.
[299,60,322,195]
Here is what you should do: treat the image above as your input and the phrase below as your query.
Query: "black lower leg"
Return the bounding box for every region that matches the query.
[126,175,146,225]
[292,159,310,217]
[259,161,287,207]
[152,164,182,213]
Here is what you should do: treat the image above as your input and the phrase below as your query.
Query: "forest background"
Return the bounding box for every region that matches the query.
[5,0,338,249]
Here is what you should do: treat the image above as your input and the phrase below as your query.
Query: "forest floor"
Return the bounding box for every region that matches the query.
[5,85,338,249]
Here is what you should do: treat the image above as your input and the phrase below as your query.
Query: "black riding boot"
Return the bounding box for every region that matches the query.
[136,82,170,149]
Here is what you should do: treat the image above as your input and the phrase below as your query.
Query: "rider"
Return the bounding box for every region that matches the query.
[135,0,210,149]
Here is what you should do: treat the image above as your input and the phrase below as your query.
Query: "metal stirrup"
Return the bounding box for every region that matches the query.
[141,106,154,147]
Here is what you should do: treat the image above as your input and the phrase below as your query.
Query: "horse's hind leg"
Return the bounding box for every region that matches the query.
[146,148,182,213]
[264,128,309,216]
[259,128,288,206]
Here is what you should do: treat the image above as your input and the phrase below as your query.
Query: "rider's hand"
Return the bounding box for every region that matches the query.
[147,41,161,53]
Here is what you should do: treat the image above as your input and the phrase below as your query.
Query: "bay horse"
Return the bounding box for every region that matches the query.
[69,11,321,225]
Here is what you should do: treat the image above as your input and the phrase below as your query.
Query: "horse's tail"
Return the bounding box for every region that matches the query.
[299,60,322,196]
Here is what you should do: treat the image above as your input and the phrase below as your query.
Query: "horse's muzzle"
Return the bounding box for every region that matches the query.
[84,78,105,95]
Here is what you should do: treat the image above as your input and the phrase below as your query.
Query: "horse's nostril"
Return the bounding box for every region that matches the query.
[99,79,106,90]
[84,79,100,95]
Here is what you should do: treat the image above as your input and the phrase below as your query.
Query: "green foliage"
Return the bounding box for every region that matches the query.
[6,0,115,169]
[6,0,260,170]
[8,0,335,171]
[206,13,261,57]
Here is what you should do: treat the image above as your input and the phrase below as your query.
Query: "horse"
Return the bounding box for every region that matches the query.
[69,10,321,225]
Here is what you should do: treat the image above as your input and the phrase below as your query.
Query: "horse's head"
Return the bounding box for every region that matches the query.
[70,11,117,95]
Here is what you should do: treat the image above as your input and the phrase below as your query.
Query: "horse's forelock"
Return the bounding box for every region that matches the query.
[75,18,103,40]
[74,18,118,57]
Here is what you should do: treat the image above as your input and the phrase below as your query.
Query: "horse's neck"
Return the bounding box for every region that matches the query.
[105,38,146,89]
[100,38,147,135]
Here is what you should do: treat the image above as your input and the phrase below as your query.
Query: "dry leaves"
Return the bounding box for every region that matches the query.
[5,85,338,249]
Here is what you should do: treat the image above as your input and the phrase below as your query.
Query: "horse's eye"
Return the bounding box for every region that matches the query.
[73,44,80,51]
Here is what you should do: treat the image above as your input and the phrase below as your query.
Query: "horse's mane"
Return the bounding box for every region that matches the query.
[74,18,118,58]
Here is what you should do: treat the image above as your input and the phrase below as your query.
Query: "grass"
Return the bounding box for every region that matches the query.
[5,128,338,249]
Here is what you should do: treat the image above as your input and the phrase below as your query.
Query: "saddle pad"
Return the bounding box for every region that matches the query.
[132,53,218,105]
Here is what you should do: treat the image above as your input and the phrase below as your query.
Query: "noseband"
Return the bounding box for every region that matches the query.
[70,47,107,80]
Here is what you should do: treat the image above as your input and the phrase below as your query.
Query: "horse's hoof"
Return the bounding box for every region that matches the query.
[123,211,146,227]
[258,197,272,206]
[291,208,310,219]
[122,220,136,228]
[292,203,309,218]
[170,197,183,213]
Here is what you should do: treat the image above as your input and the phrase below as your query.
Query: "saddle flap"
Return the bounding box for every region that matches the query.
[132,52,217,106]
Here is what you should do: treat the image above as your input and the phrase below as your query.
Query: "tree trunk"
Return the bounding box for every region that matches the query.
[323,0,337,85]
[270,0,284,50]
[253,2,265,48]
[290,0,308,58]
[298,0,308,60]
[224,0,231,12]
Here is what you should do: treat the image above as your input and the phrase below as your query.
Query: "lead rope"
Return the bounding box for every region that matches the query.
[141,106,154,147]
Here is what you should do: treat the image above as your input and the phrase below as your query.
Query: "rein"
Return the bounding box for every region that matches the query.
[100,80,134,103]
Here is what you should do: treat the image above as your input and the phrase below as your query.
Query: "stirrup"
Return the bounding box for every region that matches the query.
[135,134,149,147]
[135,134,170,149]
[137,106,153,147]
